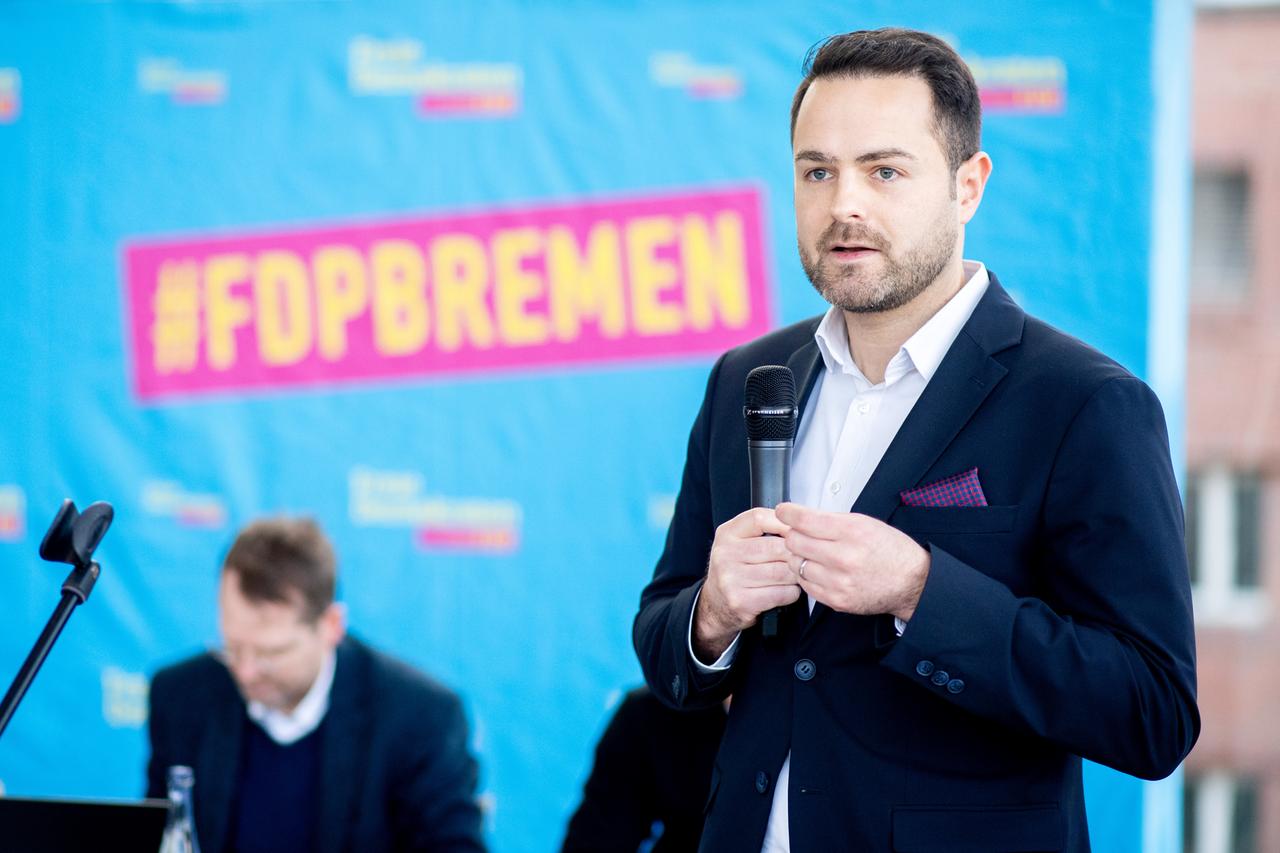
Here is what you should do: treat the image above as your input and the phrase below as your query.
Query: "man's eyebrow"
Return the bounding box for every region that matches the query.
[793,148,919,164]
[794,149,834,163]
[855,147,918,163]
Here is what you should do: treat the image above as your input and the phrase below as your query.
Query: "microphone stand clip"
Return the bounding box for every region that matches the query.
[0,499,114,740]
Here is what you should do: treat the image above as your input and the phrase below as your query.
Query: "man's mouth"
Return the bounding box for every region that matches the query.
[828,244,879,258]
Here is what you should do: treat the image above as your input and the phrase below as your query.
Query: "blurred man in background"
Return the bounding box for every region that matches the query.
[147,516,484,853]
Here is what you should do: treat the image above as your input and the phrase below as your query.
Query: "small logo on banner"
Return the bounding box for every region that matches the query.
[0,485,25,541]
[966,55,1066,114]
[138,58,228,105]
[348,36,521,118]
[649,52,743,100]
[348,466,520,554]
[123,185,771,400]
[141,480,228,528]
[0,69,20,123]
[102,666,149,728]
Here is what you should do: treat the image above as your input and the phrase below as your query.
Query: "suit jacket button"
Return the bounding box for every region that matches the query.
[755,770,769,793]
[947,678,965,694]
[794,659,816,681]
[915,660,934,677]
[930,670,950,687]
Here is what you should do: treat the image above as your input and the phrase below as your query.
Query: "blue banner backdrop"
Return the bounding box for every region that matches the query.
[0,2,1179,851]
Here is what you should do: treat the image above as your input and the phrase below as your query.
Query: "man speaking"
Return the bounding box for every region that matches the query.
[633,27,1198,852]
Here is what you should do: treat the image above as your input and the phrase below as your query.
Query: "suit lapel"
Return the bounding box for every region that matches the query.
[786,336,824,417]
[317,639,366,853]
[849,332,1010,522]
[801,278,1025,638]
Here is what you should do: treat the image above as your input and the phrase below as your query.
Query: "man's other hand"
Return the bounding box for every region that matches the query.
[776,502,930,622]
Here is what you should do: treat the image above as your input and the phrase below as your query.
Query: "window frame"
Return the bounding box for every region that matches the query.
[1186,464,1267,627]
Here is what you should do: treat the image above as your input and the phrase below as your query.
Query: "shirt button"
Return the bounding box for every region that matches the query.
[857,401,871,415]
[794,659,816,681]
[829,481,840,495]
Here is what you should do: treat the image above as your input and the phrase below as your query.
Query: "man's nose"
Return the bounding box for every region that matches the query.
[830,175,868,222]
[228,654,262,682]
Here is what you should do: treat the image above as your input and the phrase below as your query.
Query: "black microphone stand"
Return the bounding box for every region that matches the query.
[0,500,114,740]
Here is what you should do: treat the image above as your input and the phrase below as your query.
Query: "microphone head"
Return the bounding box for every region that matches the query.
[744,365,798,441]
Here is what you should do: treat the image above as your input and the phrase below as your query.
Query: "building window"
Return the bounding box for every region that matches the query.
[1183,771,1258,853]
[1190,169,1252,302]
[1185,466,1265,626]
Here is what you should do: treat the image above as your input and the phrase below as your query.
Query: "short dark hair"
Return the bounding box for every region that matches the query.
[222,516,336,623]
[790,28,982,173]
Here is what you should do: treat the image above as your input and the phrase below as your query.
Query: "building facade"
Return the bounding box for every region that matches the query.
[1183,5,1280,853]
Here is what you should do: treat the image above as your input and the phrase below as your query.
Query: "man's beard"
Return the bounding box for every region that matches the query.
[799,215,957,314]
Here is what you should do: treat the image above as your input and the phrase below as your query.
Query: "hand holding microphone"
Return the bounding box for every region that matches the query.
[691,366,801,662]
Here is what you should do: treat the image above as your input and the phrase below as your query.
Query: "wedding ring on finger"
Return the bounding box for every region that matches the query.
[798,558,808,580]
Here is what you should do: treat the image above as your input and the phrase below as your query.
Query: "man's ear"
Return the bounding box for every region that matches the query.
[320,601,347,647]
[956,151,993,225]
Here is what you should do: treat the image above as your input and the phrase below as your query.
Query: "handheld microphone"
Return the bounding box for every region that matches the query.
[743,365,798,639]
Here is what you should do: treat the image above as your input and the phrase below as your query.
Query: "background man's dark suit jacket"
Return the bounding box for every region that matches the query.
[561,686,727,853]
[147,636,484,853]
[634,276,1200,852]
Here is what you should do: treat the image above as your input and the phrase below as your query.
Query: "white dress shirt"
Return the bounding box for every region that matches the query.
[245,648,336,745]
[687,261,990,852]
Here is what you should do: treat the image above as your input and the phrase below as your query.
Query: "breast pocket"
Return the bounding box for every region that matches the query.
[891,505,1026,590]
[891,505,1018,534]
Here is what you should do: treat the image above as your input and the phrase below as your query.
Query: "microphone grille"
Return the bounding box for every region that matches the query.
[743,365,798,441]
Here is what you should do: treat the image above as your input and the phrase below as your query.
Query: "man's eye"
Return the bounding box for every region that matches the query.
[876,167,898,181]
[807,168,831,181]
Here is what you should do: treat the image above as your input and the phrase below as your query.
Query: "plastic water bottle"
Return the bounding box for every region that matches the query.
[159,765,202,853]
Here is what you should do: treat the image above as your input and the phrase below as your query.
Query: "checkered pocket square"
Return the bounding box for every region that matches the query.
[899,467,988,508]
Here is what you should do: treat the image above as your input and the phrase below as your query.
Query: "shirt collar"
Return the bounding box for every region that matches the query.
[246,647,336,745]
[813,260,990,385]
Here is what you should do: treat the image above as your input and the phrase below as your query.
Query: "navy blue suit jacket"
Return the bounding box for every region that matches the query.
[633,276,1199,852]
[147,636,484,853]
